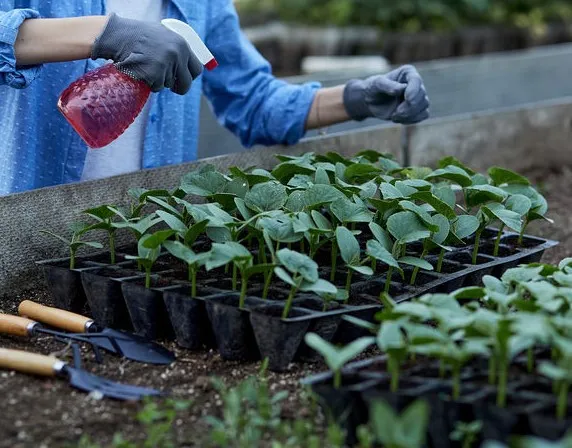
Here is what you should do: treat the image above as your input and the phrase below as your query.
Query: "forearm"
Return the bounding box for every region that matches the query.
[14,16,107,65]
[305,85,350,130]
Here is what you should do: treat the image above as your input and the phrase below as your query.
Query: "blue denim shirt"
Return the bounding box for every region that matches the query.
[0,1,320,194]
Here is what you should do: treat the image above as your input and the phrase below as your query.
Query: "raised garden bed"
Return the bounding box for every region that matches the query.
[36,151,555,373]
[3,158,571,447]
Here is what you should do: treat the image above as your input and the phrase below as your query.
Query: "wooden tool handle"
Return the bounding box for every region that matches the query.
[18,300,91,333]
[0,348,58,377]
[0,314,36,337]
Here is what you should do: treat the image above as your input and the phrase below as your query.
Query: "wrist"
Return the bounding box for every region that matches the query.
[343,79,371,122]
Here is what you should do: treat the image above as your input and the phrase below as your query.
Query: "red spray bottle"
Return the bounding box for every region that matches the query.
[57,19,217,149]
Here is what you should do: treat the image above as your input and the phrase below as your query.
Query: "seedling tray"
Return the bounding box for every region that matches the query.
[35,229,557,371]
[159,285,378,372]
[302,355,571,446]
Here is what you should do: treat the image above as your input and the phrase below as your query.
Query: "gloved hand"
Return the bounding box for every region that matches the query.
[343,65,429,124]
[91,13,203,95]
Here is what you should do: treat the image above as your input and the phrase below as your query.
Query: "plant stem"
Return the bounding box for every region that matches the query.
[488,356,496,385]
[190,265,197,297]
[493,225,505,257]
[262,269,273,299]
[472,229,483,265]
[334,370,341,390]
[109,232,116,264]
[496,360,508,408]
[439,359,445,378]
[388,355,399,393]
[330,243,338,282]
[310,234,320,260]
[239,273,248,309]
[345,269,353,295]
[527,347,534,373]
[145,268,151,289]
[300,238,305,253]
[517,218,528,246]
[557,381,569,421]
[282,284,298,319]
[69,248,76,270]
[384,267,393,294]
[232,264,237,291]
[410,247,428,285]
[371,256,376,272]
[452,364,461,401]
[437,248,445,273]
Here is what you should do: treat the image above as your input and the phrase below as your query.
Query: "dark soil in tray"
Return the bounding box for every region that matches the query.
[434,260,467,274]
[478,243,520,258]
[445,251,495,265]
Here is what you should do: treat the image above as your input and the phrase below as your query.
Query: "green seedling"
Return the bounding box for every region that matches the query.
[538,336,572,420]
[335,226,373,296]
[491,194,531,256]
[329,195,374,279]
[307,210,334,260]
[162,241,209,297]
[386,211,434,285]
[244,181,288,214]
[412,334,488,400]
[317,288,349,312]
[502,184,553,246]
[450,421,483,448]
[180,164,249,212]
[366,222,393,273]
[468,310,534,408]
[488,166,552,245]
[40,223,103,269]
[364,399,430,448]
[304,332,375,389]
[126,187,185,219]
[206,242,274,309]
[425,164,473,188]
[82,205,120,264]
[271,152,316,184]
[377,320,408,392]
[109,209,162,240]
[125,229,176,288]
[471,201,523,264]
[274,248,337,318]
[407,189,460,273]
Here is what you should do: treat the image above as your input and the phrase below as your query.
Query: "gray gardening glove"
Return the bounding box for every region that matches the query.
[91,13,203,95]
[343,65,430,124]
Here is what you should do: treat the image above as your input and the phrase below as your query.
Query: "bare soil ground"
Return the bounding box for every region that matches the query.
[1,166,571,448]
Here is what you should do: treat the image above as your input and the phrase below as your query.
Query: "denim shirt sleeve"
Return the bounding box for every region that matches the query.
[0,9,42,89]
[202,1,321,148]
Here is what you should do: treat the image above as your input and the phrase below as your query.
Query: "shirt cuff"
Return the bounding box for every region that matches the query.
[273,81,322,147]
[0,9,42,89]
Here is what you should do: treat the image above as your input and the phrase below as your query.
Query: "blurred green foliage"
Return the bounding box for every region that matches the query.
[237,0,572,33]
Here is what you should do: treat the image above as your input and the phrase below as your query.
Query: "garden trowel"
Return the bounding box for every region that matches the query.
[17,300,175,365]
[0,347,160,400]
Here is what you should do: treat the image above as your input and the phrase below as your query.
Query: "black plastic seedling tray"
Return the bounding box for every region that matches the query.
[302,355,571,447]
[159,285,378,371]
[35,229,557,372]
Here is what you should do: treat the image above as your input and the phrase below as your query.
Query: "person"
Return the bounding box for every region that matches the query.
[0,1,430,195]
